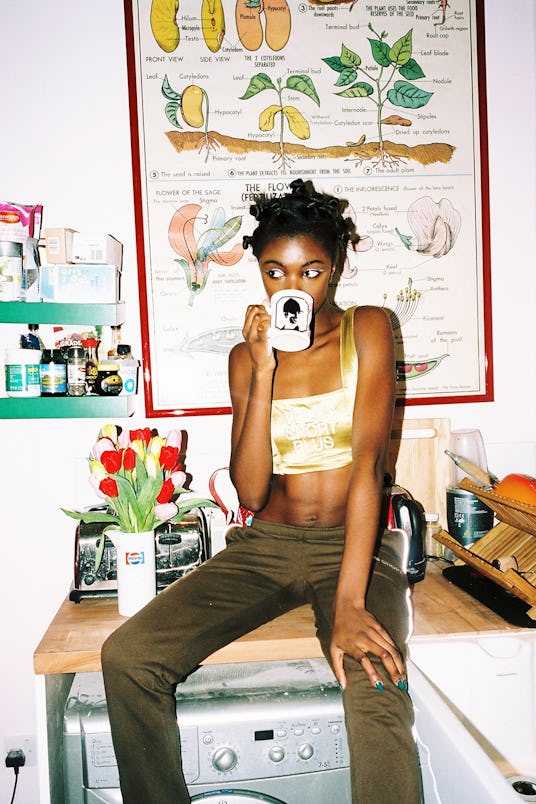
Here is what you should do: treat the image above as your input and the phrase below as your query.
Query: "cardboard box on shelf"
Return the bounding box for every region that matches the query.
[40,263,121,304]
[72,233,123,269]
[44,228,77,264]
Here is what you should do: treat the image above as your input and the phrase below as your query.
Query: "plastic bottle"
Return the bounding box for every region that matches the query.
[40,349,67,396]
[67,346,87,396]
[424,512,444,558]
[116,344,139,396]
[5,348,42,397]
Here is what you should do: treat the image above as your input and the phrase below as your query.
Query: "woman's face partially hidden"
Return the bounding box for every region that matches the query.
[257,234,335,313]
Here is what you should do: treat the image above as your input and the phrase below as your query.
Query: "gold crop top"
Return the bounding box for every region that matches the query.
[271,306,358,475]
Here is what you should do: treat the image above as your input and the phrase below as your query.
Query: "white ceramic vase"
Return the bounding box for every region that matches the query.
[109,530,156,617]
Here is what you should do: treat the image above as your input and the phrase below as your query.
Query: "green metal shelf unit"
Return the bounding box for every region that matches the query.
[0,301,134,419]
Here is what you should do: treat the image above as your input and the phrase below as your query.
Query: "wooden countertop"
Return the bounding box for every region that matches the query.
[34,562,521,676]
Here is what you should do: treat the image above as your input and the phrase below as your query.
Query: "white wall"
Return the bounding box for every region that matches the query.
[0,1,535,801]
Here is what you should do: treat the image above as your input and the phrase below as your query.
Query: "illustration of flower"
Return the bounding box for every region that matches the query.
[340,233,374,278]
[63,424,216,568]
[168,203,243,304]
[396,197,461,258]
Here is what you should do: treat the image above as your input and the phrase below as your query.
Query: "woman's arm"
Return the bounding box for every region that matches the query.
[228,304,276,512]
[330,306,405,690]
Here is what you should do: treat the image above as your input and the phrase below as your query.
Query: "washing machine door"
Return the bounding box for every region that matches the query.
[192,791,287,803]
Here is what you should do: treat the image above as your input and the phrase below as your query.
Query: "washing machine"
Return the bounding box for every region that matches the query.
[63,659,351,803]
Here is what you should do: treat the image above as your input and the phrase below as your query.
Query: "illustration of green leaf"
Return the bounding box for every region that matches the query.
[336,81,374,99]
[259,104,282,131]
[165,101,182,128]
[399,58,425,80]
[389,30,413,66]
[387,80,433,109]
[286,75,320,106]
[395,227,413,249]
[282,106,310,140]
[240,73,277,100]
[322,55,345,73]
[340,44,362,69]
[162,74,181,101]
[368,38,391,67]
[335,67,358,87]
[199,215,242,256]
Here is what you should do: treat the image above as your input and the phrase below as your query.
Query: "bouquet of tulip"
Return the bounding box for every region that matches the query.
[63,424,216,569]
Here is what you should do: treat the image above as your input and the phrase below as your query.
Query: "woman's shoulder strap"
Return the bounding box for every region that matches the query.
[340,306,358,390]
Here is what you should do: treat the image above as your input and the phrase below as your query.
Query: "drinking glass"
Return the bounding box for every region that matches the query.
[449,428,489,487]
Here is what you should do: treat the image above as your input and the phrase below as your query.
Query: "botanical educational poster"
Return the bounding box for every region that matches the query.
[125,0,492,416]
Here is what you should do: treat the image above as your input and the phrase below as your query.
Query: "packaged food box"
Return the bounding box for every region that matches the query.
[44,228,77,264]
[40,264,121,304]
[72,233,123,269]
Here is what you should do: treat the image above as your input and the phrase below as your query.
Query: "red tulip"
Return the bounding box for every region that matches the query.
[100,477,119,497]
[130,427,152,445]
[100,449,123,474]
[122,447,137,471]
[156,477,174,504]
[159,445,179,471]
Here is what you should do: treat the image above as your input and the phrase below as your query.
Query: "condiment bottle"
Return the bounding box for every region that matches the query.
[40,349,67,396]
[424,512,444,558]
[83,338,99,393]
[67,346,87,396]
[116,344,139,396]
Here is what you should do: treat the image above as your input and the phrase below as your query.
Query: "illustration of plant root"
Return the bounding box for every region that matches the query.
[162,76,220,162]
[239,72,320,172]
[323,24,441,168]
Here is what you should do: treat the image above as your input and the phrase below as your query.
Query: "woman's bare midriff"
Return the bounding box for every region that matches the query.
[255,463,353,527]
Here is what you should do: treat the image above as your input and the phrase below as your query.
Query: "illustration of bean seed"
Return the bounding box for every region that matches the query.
[150,0,180,53]
[202,0,225,53]
[181,85,205,128]
[235,0,263,51]
[264,0,291,52]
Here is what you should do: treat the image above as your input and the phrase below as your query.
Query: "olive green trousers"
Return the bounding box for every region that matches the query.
[102,520,423,803]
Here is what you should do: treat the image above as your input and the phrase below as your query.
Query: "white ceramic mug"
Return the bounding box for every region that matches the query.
[266,289,313,352]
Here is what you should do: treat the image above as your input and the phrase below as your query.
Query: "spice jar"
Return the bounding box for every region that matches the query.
[67,346,87,396]
[94,361,123,396]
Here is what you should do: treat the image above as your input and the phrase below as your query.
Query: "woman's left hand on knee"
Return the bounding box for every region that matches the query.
[330,603,406,692]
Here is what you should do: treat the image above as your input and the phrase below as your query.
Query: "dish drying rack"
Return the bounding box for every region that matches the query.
[436,478,536,619]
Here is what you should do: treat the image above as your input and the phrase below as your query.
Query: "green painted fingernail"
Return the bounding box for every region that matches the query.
[397,679,408,691]
[375,681,384,691]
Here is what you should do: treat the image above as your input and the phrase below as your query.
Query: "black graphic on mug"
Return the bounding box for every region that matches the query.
[275,296,309,332]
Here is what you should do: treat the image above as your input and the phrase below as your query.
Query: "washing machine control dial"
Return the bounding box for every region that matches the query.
[298,742,314,760]
[212,745,238,772]
[268,745,285,763]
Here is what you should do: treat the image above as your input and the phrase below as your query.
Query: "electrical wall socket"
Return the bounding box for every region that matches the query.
[4,735,37,766]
